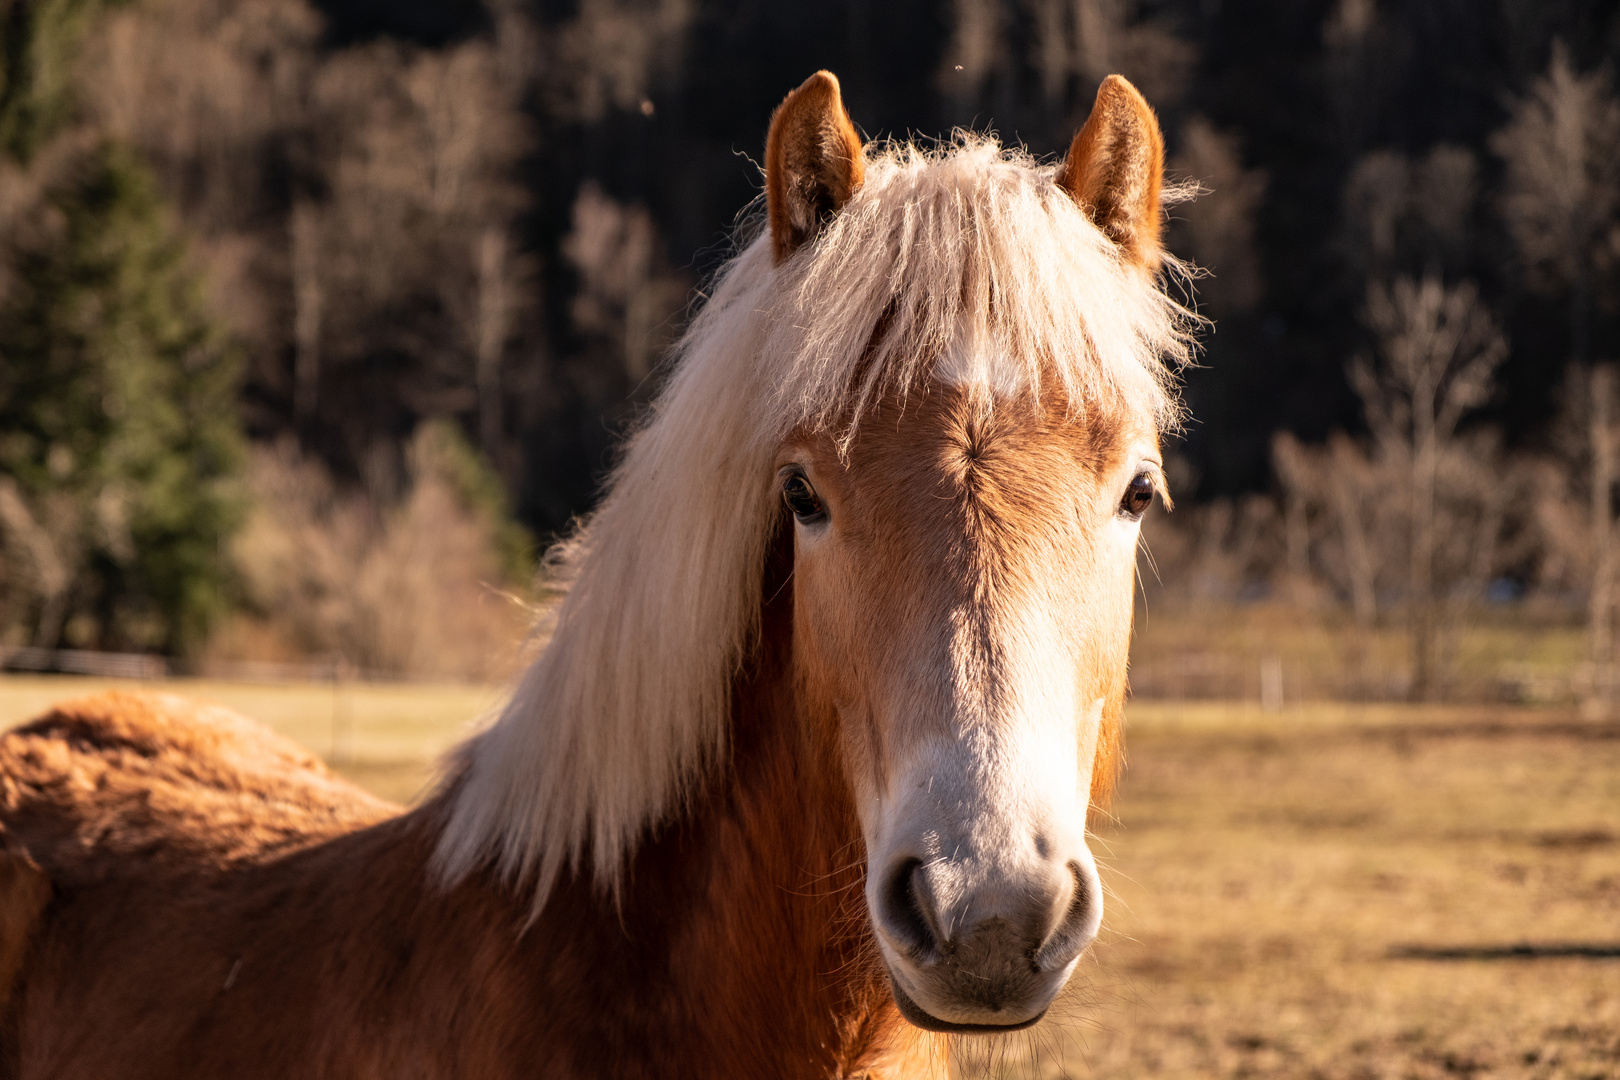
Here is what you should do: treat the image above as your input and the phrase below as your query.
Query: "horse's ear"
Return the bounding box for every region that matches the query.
[765,71,865,263]
[1057,75,1164,271]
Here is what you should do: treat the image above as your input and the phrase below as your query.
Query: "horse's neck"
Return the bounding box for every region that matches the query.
[509,552,937,1078]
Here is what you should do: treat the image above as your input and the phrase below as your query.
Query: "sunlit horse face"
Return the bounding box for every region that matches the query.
[754,69,1172,1033]
[778,383,1159,1031]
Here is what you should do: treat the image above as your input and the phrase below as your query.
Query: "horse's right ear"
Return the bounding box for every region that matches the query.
[765,71,864,263]
[1057,75,1165,271]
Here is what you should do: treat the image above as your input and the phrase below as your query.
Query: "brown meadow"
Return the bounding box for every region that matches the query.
[1008,703,1620,1080]
[4,679,1612,1077]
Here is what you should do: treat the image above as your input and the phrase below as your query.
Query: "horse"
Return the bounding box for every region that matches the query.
[0,71,1193,1078]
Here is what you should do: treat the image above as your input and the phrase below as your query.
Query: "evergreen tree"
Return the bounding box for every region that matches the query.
[0,0,116,162]
[0,141,244,653]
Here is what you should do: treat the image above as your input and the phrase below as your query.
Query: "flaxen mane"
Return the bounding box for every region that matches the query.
[434,135,1195,907]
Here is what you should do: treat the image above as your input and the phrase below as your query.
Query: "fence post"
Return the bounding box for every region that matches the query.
[330,657,354,764]
[1260,656,1284,713]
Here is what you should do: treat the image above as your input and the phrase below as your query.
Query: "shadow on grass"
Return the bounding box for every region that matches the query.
[1389,943,1620,960]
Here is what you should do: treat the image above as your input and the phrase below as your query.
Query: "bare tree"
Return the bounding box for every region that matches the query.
[1169,118,1268,315]
[943,0,1004,105]
[1587,367,1620,702]
[1273,429,1401,698]
[1322,0,1397,156]
[1541,364,1620,706]
[1273,431,1386,627]
[940,0,1195,112]
[1271,432,1318,606]
[563,183,690,386]
[1343,144,1478,282]
[1492,42,1620,365]
[1411,145,1477,275]
[290,197,323,434]
[1352,276,1507,699]
[544,0,694,123]
[475,227,511,457]
[74,1,537,469]
[1323,433,1385,631]
[1490,46,1620,706]
[1435,429,1524,627]
[232,428,529,680]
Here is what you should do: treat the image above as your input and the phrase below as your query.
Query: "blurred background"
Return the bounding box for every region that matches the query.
[3,0,1620,704]
[2,2,1619,1075]
[0,0,1617,703]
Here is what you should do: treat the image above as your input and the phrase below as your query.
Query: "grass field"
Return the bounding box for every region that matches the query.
[989,702,1620,1080]
[3,678,1617,1077]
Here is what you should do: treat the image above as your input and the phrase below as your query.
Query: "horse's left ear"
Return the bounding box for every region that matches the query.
[1057,75,1165,271]
[765,71,865,263]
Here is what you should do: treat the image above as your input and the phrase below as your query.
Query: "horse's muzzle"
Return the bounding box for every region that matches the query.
[873,847,1103,1031]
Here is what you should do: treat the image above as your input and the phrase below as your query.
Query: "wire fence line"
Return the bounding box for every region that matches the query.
[1,645,1588,711]
[1127,651,1594,707]
[0,647,474,686]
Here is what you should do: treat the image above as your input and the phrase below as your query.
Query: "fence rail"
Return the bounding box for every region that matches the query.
[1128,651,1583,706]
[0,648,457,686]
[0,646,1584,705]
[0,647,169,680]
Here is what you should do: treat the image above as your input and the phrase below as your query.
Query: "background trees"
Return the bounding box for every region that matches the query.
[0,142,243,653]
[3,0,1620,690]
[0,1,243,654]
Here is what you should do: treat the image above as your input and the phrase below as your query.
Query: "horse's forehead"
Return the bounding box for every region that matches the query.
[832,385,1142,496]
[788,385,1145,564]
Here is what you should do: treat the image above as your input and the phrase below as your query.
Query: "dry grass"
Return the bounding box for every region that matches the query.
[963,702,1620,1079]
[3,679,1616,1076]
[1127,602,1590,704]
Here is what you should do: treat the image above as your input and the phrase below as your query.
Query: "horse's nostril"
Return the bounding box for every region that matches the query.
[879,858,937,958]
[1034,858,1101,971]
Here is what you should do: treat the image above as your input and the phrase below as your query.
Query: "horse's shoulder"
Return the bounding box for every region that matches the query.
[0,822,48,1017]
[0,690,397,886]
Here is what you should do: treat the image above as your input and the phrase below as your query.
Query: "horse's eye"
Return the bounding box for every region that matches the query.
[1120,473,1155,520]
[783,474,827,524]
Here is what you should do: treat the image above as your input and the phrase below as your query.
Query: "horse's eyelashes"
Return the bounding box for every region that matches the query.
[783,474,828,525]
[1119,473,1155,520]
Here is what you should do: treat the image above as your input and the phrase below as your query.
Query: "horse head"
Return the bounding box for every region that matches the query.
[764,72,1171,1032]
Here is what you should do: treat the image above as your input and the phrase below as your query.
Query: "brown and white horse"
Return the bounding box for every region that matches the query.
[0,72,1192,1078]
